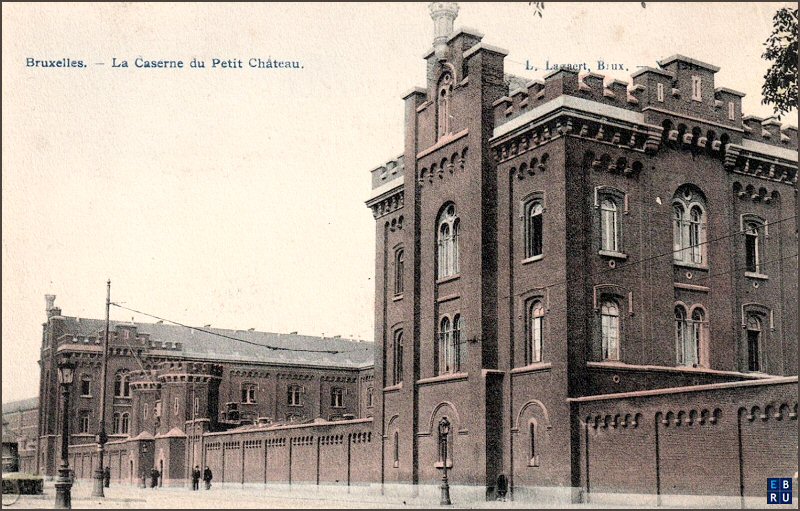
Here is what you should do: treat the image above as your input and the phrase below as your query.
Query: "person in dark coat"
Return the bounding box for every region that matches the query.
[103,466,111,488]
[150,468,160,488]
[203,466,212,490]
[191,465,201,491]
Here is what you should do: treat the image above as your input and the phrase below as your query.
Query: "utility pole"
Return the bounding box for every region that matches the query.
[92,280,111,497]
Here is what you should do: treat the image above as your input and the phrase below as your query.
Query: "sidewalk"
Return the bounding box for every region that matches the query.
[6,480,651,509]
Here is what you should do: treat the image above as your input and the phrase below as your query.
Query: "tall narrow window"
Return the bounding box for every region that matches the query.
[528,301,544,364]
[746,315,762,372]
[745,222,760,273]
[525,201,544,259]
[393,330,404,385]
[437,73,453,139]
[437,205,460,279]
[79,412,90,434]
[673,187,707,265]
[691,76,702,101]
[393,431,400,467]
[529,421,538,466]
[600,198,619,252]
[367,388,374,408]
[453,314,464,372]
[600,300,620,361]
[685,308,706,367]
[112,413,121,434]
[174,397,179,416]
[689,206,703,263]
[675,305,688,365]
[727,101,735,120]
[121,413,130,434]
[394,249,404,295]
[438,317,452,375]
[657,83,665,102]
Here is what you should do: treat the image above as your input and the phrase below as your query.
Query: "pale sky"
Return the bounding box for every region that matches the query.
[2,2,793,403]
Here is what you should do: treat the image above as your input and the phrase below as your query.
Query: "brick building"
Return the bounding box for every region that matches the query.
[33,295,374,484]
[366,2,797,504]
[5,3,798,505]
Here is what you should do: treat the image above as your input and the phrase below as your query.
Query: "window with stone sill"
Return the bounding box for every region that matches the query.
[79,411,90,434]
[523,199,544,260]
[675,304,708,367]
[595,187,626,257]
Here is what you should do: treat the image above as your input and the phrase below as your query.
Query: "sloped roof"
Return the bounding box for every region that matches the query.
[2,397,39,414]
[57,316,374,369]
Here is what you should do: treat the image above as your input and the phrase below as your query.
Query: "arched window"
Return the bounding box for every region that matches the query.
[673,187,707,265]
[393,329,404,385]
[394,249,405,295]
[437,205,460,279]
[745,222,761,273]
[437,73,453,139]
[675,305,688,365]
[528,301,545,364]
[746,315,762,372]
[688,308,706,367]
[453,314,464,372]
[525,201,544,259]
[121,413,130,434]
[600,198,619,252]
[600,300,620,361]
[438,317,452,375]
[330,387,344,408]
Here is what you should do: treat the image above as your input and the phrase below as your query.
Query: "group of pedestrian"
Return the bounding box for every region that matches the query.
[191,465,213,490]
[94,464,213,490]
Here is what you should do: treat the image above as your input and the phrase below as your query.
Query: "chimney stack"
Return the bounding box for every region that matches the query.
[45,294,61,318]
[429,2,459,61]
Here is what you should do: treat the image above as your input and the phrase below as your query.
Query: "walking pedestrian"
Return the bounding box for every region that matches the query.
[203,466,212,490]
[150,468,160,489]
[103,466,111,488]
[191,465,201,491]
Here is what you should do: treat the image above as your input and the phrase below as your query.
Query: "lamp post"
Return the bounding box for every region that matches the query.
[55,356,75,509]
[92,279,111,497]
[438,417,452,506]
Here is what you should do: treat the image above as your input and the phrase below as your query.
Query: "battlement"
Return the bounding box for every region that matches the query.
[492,54,798,168]
[369,153,405,190]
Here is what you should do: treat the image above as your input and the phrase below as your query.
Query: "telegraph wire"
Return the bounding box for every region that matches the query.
[109,302,369,355]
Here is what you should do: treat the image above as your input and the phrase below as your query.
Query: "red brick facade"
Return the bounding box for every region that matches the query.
[366,7,797,503]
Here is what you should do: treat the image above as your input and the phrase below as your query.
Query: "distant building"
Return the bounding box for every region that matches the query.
[1,397,38,473]
[366,1,797,504]
[34,295,374,484]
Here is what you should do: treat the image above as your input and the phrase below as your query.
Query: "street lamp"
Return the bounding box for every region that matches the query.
[438,417,452,506]
[55,356,76,509]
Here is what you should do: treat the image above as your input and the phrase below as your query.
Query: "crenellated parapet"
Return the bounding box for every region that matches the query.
[490,54,797,187]
[155,360,224,383]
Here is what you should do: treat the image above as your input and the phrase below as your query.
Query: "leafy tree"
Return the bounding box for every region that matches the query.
[761,7,797,118]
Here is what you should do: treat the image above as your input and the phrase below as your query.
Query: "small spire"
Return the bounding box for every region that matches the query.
[429,2,459,61]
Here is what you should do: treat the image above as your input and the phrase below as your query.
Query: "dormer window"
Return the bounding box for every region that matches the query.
[691,76,702,101]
